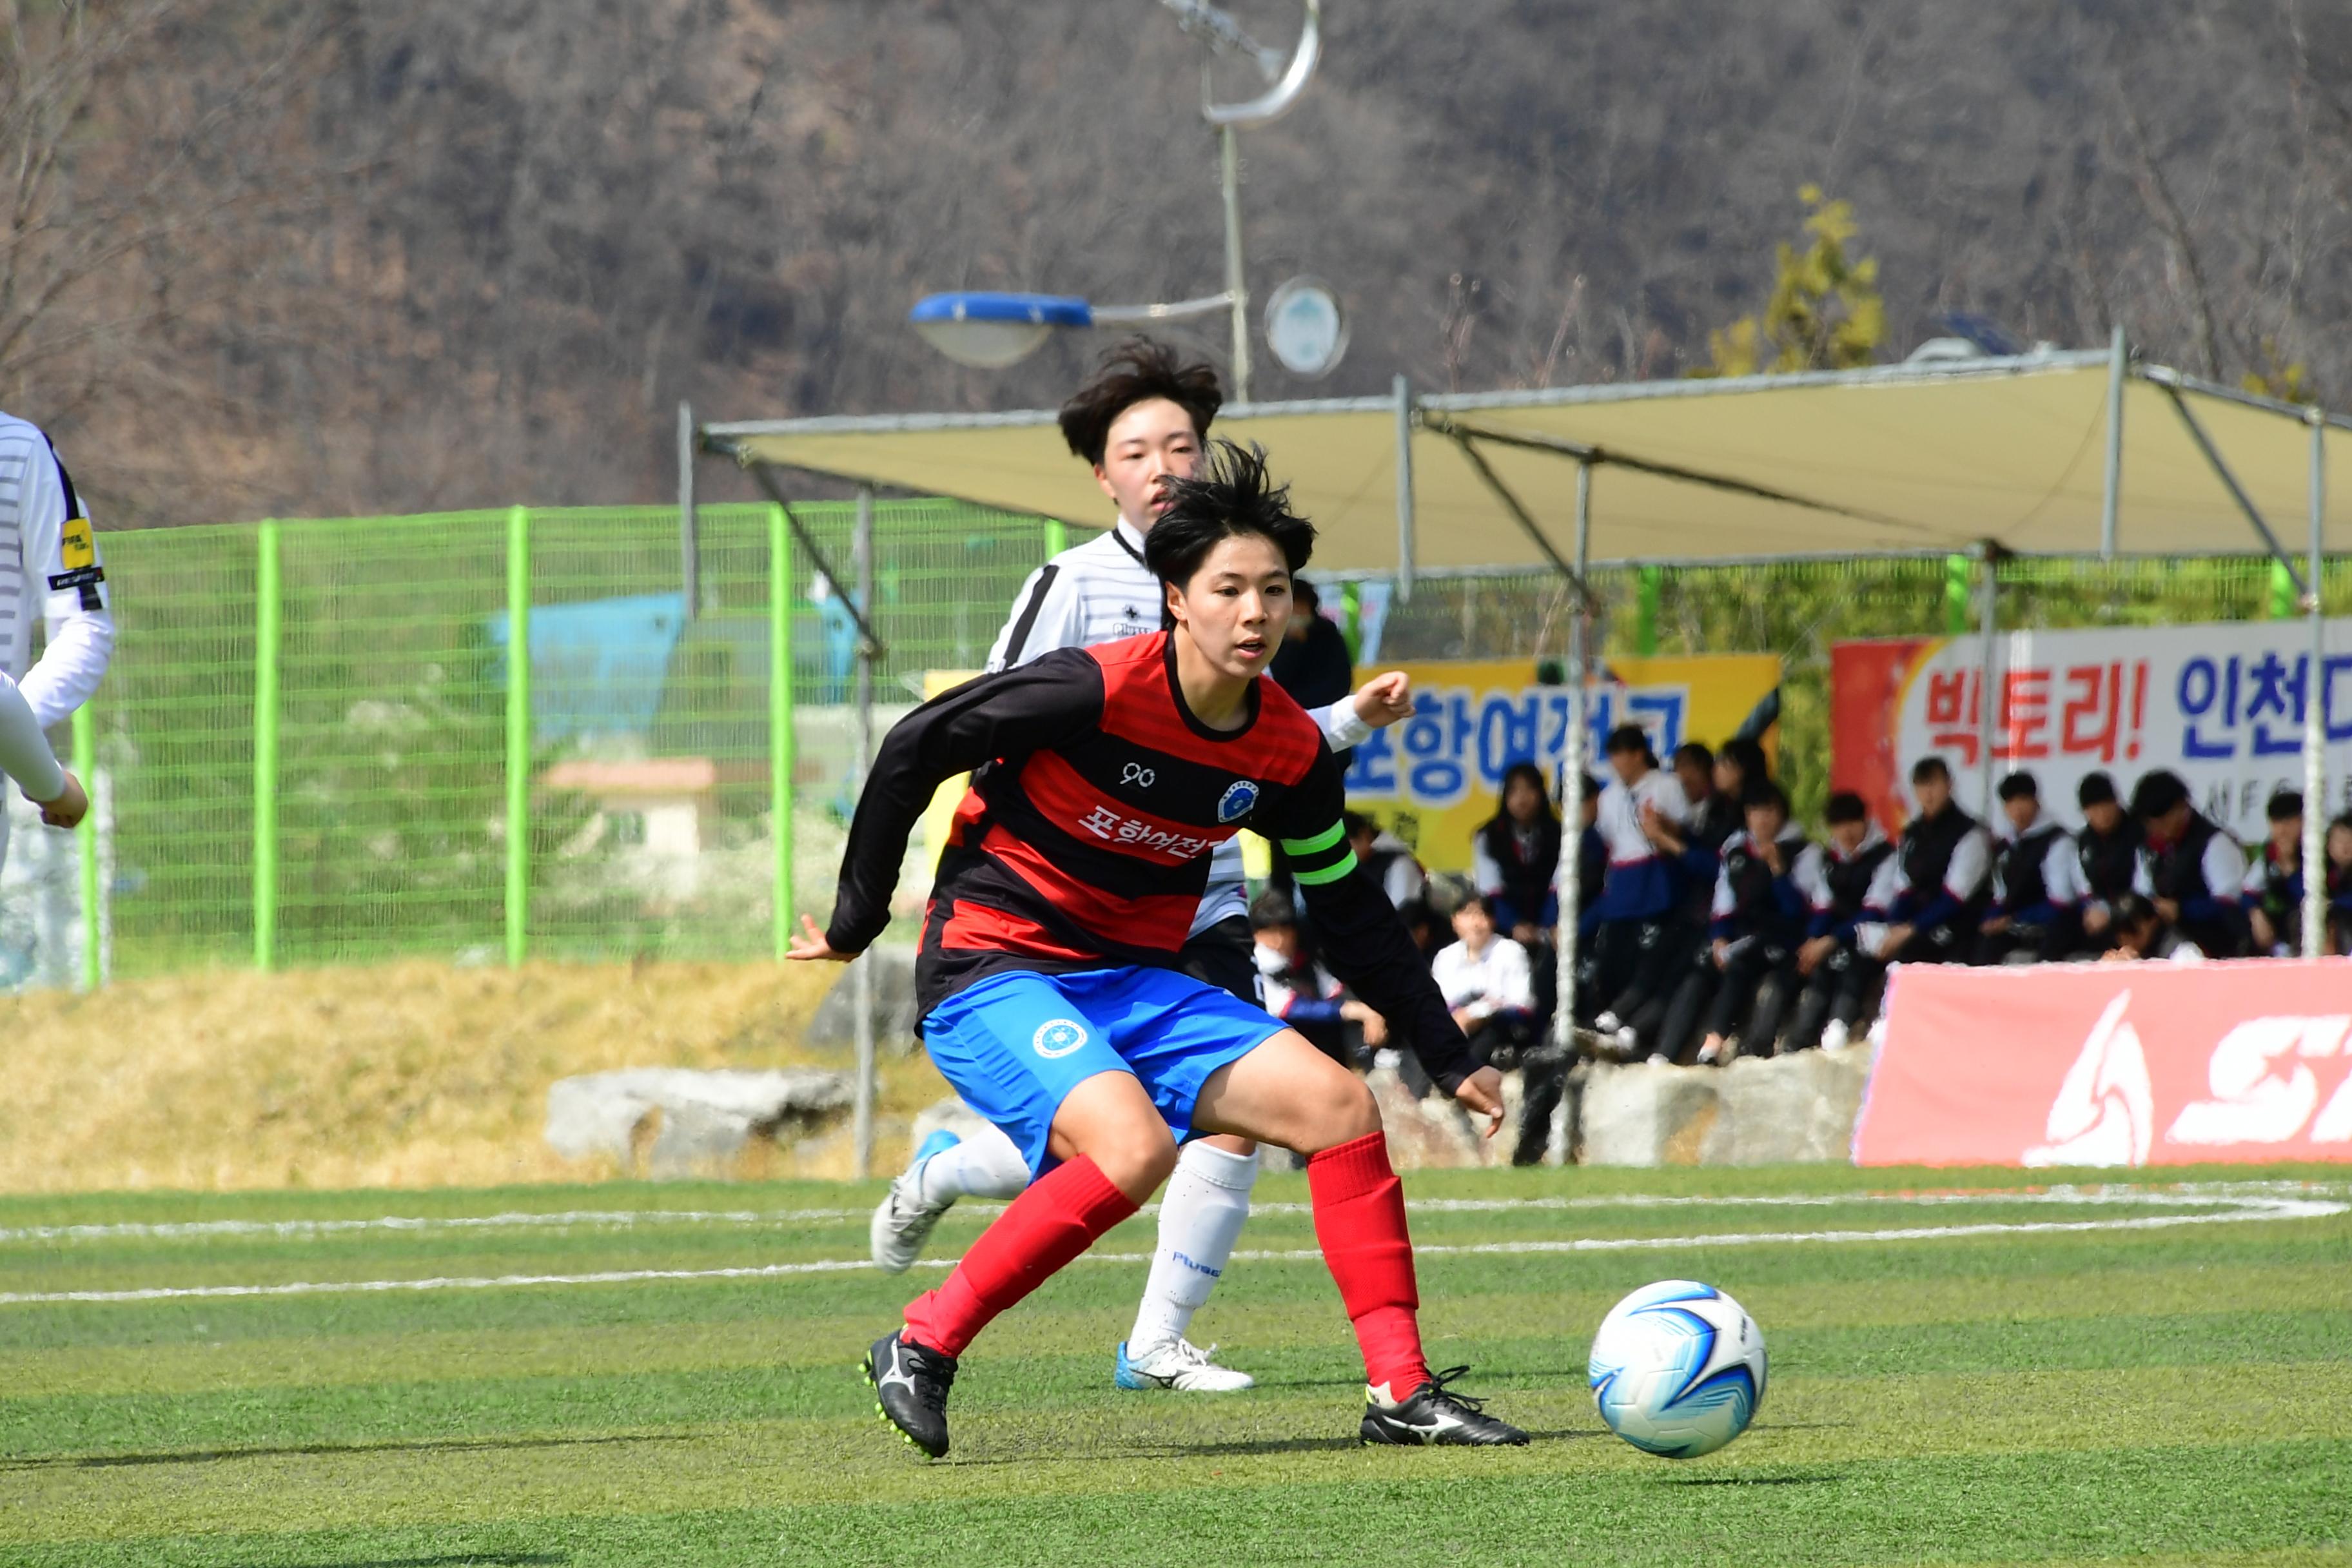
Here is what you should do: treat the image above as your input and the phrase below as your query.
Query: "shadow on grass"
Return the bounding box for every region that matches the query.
[290,1556,566,1567]
[1658,1471,1841,1487]
[952,1427,1600,1464]
[0,1432,690,1473]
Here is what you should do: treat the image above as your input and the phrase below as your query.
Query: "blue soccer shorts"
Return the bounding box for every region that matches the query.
[921,965,1288,1179]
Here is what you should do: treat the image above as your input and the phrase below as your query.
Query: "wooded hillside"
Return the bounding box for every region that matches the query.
[6,0,2349,524]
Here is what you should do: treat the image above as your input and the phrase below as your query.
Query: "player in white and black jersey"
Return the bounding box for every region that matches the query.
[0,411,111,871]
[869,340,1413,1394]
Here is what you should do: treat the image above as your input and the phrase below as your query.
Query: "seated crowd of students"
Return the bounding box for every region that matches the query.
[1251,727,2352,1158]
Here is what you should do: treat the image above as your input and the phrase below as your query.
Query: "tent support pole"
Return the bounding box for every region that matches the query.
[1394,375,1415,603]
[1446,431,1591,597]
[1977,544,2001,819]
[678,402,700,620]
[1553,462,1592,1057]
[2100,326,2126,559]
[2304,411,2328,959]
[2161,385,2309,593]
[852,486,877,1181]
[732,453,887,656]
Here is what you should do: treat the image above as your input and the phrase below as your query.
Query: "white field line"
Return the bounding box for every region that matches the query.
[6,1181,2340,1246]
[3,1192,2339,1307]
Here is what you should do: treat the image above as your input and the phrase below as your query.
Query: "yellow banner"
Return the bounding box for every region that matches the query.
[1341,655,1781,873]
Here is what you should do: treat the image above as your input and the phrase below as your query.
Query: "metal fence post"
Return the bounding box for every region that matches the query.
[770,502,796,961]
[72,703,98,990]
[1043,518,1068,560]
[1636,566,1661,655]
[505,504,531,968]
[2304,411,2328,959]
[253,519,281,972]
[852,487,877,1179]
[1943,554,1972,636]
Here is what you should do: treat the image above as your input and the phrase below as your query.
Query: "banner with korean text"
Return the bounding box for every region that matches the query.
[1342,655,1782,874]
[1831,618,2352,838]
[1852,959,2352,1167]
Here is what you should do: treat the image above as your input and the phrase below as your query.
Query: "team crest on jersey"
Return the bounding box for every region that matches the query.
[1217,779,1260,823]
[1033,1019,1089,1059]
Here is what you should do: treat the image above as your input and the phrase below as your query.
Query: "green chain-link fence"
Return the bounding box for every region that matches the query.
[24,501,2346,987]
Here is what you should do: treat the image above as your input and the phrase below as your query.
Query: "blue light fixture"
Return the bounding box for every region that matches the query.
[910,292,1094,368]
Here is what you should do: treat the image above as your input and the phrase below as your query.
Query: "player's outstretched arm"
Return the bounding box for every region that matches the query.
[1308,670,1413,750]
[819,651,1104,958]
[1273,752,1504,1135]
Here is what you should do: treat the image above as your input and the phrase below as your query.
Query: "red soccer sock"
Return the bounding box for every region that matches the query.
[1307,1130,1430,1395]
[902,1153,1138,1357]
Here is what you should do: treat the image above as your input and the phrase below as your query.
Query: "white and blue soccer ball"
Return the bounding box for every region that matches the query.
[1588,1280,1767,1458]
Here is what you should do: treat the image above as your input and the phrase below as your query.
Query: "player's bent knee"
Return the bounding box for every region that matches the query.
[1295,1071,1381,1153]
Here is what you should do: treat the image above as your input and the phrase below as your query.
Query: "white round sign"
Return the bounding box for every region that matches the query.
[1264,276,1347,379]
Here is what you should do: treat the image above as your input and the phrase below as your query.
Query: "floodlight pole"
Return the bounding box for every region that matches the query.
[852,485,878,1180]
[1220,125,1251,400]
[2304,410,2328,959]
[1554,462,1592,1056]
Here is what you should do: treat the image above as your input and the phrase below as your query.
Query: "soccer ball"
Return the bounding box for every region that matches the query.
[1587,1280,1767,1458]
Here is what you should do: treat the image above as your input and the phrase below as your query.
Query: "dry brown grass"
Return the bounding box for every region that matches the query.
[0,960,953,1192]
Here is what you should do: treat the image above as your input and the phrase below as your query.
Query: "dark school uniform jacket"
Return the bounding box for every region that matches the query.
[825,632,1478,1092]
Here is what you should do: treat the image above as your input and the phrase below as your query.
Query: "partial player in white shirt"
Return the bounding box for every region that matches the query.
[0,413,110,867]
[868,340,1412,1395]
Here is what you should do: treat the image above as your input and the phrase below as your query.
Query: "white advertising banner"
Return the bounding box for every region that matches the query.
[1833,616,2352,834]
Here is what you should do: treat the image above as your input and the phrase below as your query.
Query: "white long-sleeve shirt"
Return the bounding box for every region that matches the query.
[1431,934,1534,1021]
[990,515,1373,934]
[0,413,113,730]
[0,669,65,803]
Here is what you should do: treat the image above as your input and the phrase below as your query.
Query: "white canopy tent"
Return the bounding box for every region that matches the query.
[691,337,2347,1057]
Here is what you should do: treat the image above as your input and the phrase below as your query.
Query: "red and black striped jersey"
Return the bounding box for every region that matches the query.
[826,632,1476,1090]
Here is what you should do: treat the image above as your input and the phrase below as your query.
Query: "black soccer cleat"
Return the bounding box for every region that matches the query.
[865,1329,958,1458]
[1360,1365,1529,1447]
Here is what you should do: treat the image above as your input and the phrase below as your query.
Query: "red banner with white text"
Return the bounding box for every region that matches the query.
[1852,959,2352,1168]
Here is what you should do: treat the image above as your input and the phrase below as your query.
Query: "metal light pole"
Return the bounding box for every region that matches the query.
[1181,0,1323,402]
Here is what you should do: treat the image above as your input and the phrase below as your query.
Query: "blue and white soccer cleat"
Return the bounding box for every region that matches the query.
[1115,1337,1255,1392]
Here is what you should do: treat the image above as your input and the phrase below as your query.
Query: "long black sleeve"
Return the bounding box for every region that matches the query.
[824,649,1104,954]
[1268,748,1479,1093]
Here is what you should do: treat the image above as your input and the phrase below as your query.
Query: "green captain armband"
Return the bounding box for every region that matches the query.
[1282,821,1358,886]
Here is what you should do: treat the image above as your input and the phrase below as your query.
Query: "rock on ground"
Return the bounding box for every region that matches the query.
[547,1066,852,1177]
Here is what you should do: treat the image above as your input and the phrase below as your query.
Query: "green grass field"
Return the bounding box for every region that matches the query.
[3,1163,2348,1567]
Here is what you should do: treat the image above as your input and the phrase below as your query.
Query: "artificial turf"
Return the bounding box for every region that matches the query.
[1,1162,2346,1567]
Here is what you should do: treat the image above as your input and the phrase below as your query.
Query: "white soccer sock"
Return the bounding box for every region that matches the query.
[1128,1141,1259,1354]
[916,1121,1032,1204]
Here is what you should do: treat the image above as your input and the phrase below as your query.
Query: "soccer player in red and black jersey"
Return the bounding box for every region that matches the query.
[792,440,1524,1456]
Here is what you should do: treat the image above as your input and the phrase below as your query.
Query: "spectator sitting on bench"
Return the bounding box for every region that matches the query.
[2130,769,2248,959]
[1249,891,1387,1072]
[2246,789,2307,957]
[1658,778,1822,1066]
[1431,893,1538,1070]
[1974,770,2086,965]
[2101,891,2206,965]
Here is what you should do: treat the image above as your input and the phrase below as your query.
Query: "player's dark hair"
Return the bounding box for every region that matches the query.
[1911,756,1951,785]
[2077,771,2118,809]
[1742,779,1790,818]
[2130,769,2190,821]
[1057,337,1222,466]
[1605,723,1652,760]
[1997,771,2039,803]
[1146,440,1315,604]
[1824,790,1868,826]
[2267,789,2304,822]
